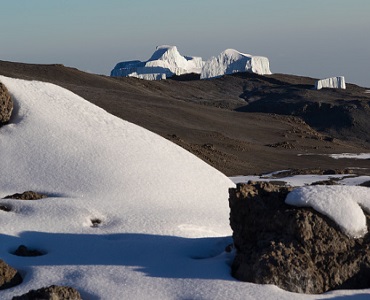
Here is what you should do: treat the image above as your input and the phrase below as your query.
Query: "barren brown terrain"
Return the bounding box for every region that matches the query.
[1,60,369,176]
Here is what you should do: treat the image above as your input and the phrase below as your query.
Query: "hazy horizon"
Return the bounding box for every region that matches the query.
[1,0,369,87]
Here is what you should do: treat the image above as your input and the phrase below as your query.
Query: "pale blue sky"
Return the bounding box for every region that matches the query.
[1,0,369,87]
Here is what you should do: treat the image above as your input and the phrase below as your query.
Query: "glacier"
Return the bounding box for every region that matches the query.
[111,45,272,80]
[315,76,346,90]
[111,45,203,80]
[200,49,271,79]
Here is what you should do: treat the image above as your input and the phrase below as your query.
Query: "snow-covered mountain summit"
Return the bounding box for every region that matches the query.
[111,45,272,80]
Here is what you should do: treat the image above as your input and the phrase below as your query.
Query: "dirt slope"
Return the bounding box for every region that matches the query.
[0,60,369,175]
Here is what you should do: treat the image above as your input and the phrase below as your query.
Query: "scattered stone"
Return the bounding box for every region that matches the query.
[12,285,82,300]
[202,143,215,150]
[3,191,47,200]
[0,259,23,290]
[0,204,11,212]
[0,82,13,125]
[91,218,102,227]
[268,168,353,178]
[13,245,44,257]
[229,181,370,294]
[265,141,295,149]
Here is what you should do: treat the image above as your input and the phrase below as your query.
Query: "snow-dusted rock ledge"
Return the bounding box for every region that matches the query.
[315,76,346,90]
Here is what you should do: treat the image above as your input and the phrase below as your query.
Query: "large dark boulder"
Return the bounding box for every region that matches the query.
[229,181,370,294]
[12,285,82,300]
[0,259,23,290]
[0,81,13,125]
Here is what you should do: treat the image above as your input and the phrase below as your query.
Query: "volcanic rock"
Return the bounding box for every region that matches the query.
[3,191,47,200]
[229,181,370,294]
[12,285,82,300]
[0,81,13,125]
[0,259,22,290]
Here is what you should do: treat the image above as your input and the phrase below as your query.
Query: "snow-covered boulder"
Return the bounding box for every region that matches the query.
[229,181,370,294]
[200,49,272,79]
[111,45,204,79]
[0,259,23,290]
[0,81,13,125]
[315,76,346,90]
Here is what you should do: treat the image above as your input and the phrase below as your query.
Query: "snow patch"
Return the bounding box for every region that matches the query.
[329,153,370,160]
[285,185,370,238]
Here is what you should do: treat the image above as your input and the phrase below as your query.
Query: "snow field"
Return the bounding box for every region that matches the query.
[0,76,369,299]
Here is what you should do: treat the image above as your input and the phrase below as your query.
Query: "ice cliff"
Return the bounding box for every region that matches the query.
[111,46,272,80]
[110,45,203,80]
[315,76,346,90]
[200,49,271,79]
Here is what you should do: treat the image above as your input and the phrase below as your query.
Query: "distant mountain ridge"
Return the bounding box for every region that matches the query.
[111,45,271,80]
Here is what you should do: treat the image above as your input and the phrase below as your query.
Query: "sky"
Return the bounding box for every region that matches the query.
[1,0,369,87]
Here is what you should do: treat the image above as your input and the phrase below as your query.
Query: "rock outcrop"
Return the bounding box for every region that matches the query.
[315,76,346,90]
[3,191,47,200]
[12,285,82,300]
[0,81,13,125]
[229,181,370,294]
[0,259,23,290]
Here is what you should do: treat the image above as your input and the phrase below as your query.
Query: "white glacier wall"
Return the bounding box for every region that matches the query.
[111,45,204,79]
[315,76,346,90]
[111,46,272,80]
[200,49,271,79]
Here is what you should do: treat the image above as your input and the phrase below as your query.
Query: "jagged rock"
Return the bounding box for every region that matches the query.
[3,191,47,200]
[0,259,23,290]
[0,81,13,125]
[229,181,370,294]
[12,285,82,300]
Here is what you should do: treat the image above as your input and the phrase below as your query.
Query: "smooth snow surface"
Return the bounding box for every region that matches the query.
[315,76,346,90]
[286,185,370,238]
[0,77,368,299]
[200,49,271,79]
